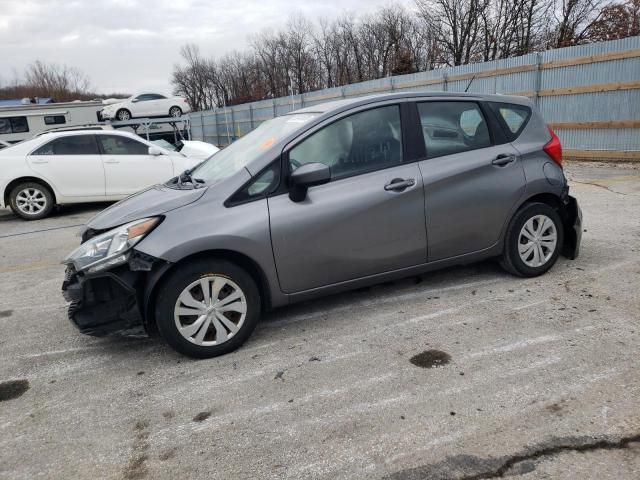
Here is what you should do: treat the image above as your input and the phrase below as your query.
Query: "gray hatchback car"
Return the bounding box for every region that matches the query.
[62,92,582,358]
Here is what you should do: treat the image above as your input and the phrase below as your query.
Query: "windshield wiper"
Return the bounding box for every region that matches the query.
[176,169,205,188]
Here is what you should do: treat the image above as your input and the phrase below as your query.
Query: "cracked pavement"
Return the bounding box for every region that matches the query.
[0,161,639,479]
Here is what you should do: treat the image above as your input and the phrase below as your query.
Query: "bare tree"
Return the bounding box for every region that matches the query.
[417,0,489,66]
[553,0,606,47]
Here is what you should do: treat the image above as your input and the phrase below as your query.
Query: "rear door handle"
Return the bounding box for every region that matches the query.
[492,154,516,167]
[384,178,416,192]
[104,159,120,164]
[31,159,48,164]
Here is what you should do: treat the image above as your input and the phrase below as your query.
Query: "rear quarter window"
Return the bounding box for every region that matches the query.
[488,102,531,141]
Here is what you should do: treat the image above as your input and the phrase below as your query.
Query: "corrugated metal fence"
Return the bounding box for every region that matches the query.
[190,37,640,161]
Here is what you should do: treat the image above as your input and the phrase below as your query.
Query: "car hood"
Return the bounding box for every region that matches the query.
[180,141,219,159]
[85,183,207,231]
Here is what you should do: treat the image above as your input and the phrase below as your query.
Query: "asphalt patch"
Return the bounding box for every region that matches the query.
[410,350,451,369]
[0,379,29,401]
[0,310,13,318]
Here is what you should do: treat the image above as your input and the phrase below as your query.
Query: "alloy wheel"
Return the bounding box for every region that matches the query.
[170,107,181,117]
[173,275,247,346]
[118,110,130,120]
[518,214,557,268]
[15,188,47,215]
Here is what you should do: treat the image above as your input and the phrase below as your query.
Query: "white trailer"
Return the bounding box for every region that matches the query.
[0,101,103,143]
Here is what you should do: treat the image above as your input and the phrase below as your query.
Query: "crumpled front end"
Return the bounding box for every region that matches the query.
[62,252,160,337]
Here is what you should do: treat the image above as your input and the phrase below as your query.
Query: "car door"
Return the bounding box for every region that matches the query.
[28,134,105,197]
[131,94,154,117]
[415,100,526,261]
[97,134,174,196]
[145,94,168,116]
[268,104,427,293]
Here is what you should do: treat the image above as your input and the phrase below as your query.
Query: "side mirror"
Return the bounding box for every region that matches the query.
[131,98,139,103]
[289,162,331,202]
[148,146,163,156]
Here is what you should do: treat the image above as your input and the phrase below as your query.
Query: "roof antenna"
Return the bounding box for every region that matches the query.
[464,74,476,93]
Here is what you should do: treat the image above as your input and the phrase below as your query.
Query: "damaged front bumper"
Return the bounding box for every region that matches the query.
[61,252,160,336]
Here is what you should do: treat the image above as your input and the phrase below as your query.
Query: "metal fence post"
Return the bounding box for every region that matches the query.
[443,73,448,92]
[249,104,254,129]
[230,108,235,141]
[214,108,219,146]
[200,112,205,142]
[534,52,543,107]
[273,99,277,119]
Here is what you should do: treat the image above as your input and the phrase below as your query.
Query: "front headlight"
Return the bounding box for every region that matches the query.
[63,217,160,273]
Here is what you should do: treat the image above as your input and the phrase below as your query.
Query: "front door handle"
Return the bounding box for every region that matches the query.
[104,159,120,164]
[31,159,48,164]
[384,178,416,192]
[492,154,516,166]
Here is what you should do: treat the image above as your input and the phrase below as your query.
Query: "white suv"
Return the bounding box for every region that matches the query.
[101,93,191,121]
[0,130,202,219]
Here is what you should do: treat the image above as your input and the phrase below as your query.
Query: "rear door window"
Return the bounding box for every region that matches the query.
[98,135,149,155]
[417,102,491,159]
[32,135,99,155]
[488,102,531,141]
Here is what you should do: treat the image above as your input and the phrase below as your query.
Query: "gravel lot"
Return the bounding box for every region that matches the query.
[1,162,639,480]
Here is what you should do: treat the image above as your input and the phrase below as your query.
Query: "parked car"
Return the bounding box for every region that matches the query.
[61,92,582,358]
[152,139,220,161]
[0,130,202,219]
[100,93,191,121]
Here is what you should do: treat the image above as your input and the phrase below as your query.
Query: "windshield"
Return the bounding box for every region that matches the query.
[152,139,177,151]
[192,113,317,183]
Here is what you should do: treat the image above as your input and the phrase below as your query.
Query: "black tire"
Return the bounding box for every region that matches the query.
[116,109,131,121]
[155,259,261,358]
[9,181,55,220]
[169,106,182,117]
[500,202,564,277]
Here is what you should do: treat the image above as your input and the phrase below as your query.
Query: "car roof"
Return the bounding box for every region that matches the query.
[291,91,533,115]
[38,129,140,139]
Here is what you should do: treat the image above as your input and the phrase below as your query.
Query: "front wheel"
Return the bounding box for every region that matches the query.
[155,259,261,358]
[500,202,564,277]
[116,109,131,121]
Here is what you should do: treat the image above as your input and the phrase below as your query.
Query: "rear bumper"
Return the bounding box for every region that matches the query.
[561,194,582,260]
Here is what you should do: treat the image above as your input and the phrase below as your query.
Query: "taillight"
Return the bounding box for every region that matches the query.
[543,126,562,167]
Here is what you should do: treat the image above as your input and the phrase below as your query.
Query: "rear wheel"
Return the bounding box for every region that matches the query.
[9,182,54,220]
[169,106,182,117]
[500,202,563,277]
[155,259,261,358]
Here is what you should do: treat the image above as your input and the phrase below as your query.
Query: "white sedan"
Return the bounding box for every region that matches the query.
[0,130,201,220]
[101,93,191,121]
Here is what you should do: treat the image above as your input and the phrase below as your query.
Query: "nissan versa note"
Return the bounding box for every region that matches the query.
[62,92,582,358]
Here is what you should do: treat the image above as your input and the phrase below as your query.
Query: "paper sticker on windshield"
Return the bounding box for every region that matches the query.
[286,114,317,124]
[260,138,275,150]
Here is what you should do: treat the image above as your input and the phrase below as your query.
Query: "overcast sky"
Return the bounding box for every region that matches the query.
[0,0,414,96]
